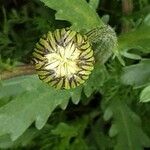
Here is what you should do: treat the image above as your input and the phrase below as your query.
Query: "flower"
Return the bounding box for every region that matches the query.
[33,28,94,89]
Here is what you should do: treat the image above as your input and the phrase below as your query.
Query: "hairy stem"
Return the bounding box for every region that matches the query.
[0,65,36,80]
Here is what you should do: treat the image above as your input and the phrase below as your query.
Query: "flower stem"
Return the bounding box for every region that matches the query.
[0,65,36,80]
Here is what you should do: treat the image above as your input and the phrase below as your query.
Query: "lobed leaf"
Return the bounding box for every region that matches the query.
[40,0,103,31]
[105,99,150,150]
[0,63,105,140]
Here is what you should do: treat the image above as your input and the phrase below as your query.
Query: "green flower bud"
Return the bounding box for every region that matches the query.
[33,28,94,89]
[86,25,118,64]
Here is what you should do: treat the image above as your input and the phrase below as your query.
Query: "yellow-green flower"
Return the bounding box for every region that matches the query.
[33,28,94,89]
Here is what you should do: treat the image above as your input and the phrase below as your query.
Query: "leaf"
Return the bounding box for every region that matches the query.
[0,62,105,141]
[121,59,150,88]
[87,117,113,150]
[70,86,83,105]
[106,99,150,150]
[122,51,141,60]
[84,63,106,97]
[101,15,110,24]
[40,0,103,31]
[0,81,70,140]
[50,117,89,150]
[51,122,78,137]
[88,0,100,10]
[103,107,113,121]
[0,75,79,140]
[118,25,150,57]
[0,75,40,99]
[140,85,150,103]
[144,13,150,26]
[0,128,38,149]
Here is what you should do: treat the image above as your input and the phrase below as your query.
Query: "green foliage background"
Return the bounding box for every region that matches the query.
[0,0,150,149]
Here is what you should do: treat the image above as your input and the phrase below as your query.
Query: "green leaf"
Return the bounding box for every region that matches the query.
[40,0,103,31]
[103,107,113,121]
[144,13,150,26]
[0,75,80,140]
[101,15,110,24]
[0,128,38,149]
[51,122,78,137]
[106,99,150,150]
[70,86,83,105]
[88,0,100,10]
[118,25,150,57]
[121,59,150,88]
[109,124,118,137]
[122,51,141,60]
[0,62,105,141]
[84,63,106,97]
[0,82,70,140]
[49,117,89,150]
[140,85,150,103]
[0,75,40,99]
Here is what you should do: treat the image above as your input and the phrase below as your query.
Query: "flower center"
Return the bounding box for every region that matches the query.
[45,42,80,78]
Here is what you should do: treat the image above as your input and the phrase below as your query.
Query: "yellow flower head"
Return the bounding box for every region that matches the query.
[33,28,94,89]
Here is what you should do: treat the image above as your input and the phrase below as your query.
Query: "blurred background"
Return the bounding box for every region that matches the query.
[0,0,150,150]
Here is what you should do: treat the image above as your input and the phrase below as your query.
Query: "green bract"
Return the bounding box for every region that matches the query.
[33,28,94,89]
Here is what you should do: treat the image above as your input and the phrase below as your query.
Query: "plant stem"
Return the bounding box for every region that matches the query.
[121,0,133,33]
[0,65,36,80]
[122,0,133,15]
